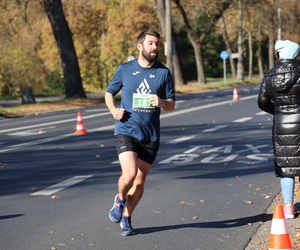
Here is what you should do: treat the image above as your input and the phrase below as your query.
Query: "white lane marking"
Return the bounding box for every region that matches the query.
[0,112,110,134]
[168,135,196,144]
[256,111,267,116]
[86,108,107,112]
[0,125,115,153]
[8,131,45,136]
[161,94,257,119]
[203,125,228,133]
[0,134,71,153]
[1,95,257,153]
[233,117,253,123]
[30,175,93,196]
[8,126,56,136]
[169,125,228,144]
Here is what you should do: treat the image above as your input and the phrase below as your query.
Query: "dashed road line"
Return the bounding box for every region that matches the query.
[0,112,110,134]
[30,175,93,196]
[168,135,196,144]
[233,117,253,123]
[256,111,267,116]
[203,125,228,133]
[1,95,257,153]
[8,126,56,136]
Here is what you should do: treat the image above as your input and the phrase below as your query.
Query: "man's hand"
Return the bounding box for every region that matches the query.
[150,95,175,111]
[112,108,125,120]
[150,95,164,108]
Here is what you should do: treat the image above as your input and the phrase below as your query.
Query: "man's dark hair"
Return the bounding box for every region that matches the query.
[137,30,160,44]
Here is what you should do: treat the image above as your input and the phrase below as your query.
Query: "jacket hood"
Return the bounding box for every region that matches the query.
[264,59,300,93]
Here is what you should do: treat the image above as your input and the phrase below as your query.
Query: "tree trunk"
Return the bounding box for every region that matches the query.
[173,36,184,85]
[268,32,275,69]
[236,0,244,81]
[257,43,264,79]
[42,0,86,98]
[155,0,184,85]
[165,0,173,75]
[221,16,236,79]
[247,30,253,80]
[190,39,205,84]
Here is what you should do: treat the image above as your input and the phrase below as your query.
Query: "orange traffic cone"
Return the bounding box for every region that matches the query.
[268,204,292,250]
[232,87,240,102]
[74,112,88,135]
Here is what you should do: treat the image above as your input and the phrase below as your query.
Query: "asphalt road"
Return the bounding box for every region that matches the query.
[0,85,279,250]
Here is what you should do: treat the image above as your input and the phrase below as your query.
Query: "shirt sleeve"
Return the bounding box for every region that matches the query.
[163,70,176,100]
[106,65,123,96]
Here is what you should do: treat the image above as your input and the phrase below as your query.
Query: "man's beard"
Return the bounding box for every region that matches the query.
[141,50,159,63]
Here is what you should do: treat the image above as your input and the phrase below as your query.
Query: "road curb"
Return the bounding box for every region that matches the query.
[245,180,300,249]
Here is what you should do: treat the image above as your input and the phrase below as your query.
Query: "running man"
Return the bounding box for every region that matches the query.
[105,30,175,236]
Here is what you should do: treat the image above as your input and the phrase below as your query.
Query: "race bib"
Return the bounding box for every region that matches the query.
[132,93,154,111]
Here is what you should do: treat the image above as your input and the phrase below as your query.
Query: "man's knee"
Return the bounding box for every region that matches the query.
[121,174,136,187]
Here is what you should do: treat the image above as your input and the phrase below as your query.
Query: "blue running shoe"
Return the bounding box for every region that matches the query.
[109,194,126,223]
[120,216,136,236]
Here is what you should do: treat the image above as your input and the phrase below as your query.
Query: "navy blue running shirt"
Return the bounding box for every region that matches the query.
[107,59,175,142]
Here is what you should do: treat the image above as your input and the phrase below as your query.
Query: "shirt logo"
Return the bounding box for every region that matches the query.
[137,78,152,94]
[149,74,155,78]
[132,71,140,75]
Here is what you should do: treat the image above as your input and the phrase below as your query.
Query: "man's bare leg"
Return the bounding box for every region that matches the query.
[123,159,150,217]
[118,151,139,201]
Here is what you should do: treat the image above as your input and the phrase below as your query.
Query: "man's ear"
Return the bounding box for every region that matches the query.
[137,43,142,51]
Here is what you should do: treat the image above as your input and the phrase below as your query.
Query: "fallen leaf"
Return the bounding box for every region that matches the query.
[192,216,199,220]
[255,240,266,245]
[264,195,271,199]
[243,200,253,204]
[50,195,59,199]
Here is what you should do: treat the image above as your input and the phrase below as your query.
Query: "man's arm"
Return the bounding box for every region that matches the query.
[150,95,175,111]
[105,92,125,120]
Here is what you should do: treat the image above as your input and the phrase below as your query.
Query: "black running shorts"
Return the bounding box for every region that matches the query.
[114,135,160,164]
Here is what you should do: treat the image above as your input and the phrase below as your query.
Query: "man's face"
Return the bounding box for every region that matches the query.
[138,35,159,63]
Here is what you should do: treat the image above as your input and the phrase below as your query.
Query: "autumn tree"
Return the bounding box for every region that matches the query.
[41,0,86,98]
[173,0,231,84]
[0,0,45,96]
[155,0,185,85]
[63,1,108,89]
[100,0,159,83]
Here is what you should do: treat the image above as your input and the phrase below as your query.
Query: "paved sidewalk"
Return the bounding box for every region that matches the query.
[246,181,300,250]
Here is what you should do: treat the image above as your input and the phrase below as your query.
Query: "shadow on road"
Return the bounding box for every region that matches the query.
[0,214,25,220]
[138,213,272,234]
